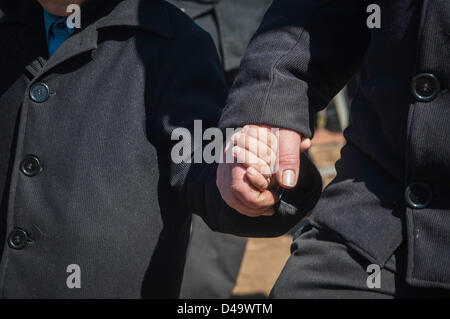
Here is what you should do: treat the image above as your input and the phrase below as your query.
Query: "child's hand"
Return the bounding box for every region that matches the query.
[232,125,311,191]
[231,125,279,191]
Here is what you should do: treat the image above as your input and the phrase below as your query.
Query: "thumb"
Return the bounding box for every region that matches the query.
[275,128,302,189]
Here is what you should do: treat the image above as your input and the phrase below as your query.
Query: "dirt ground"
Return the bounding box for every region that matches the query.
[232,131,344,298]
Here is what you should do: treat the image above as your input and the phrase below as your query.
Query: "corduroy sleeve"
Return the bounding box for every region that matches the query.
[219,0,370,138]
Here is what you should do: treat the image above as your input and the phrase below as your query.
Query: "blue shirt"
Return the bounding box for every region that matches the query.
[43,10,75,57]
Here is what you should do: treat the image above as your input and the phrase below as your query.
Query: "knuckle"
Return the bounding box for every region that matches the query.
[259,164,272,176]
[248,194,269,208]
[277,152,299,166]
[230,182,243,194]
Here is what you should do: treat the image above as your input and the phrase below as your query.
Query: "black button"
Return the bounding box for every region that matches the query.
[20,155,42,177]
[405,182,433,209]
[8,229,29,250]
[29,82,50,103]
[412,73,440,102]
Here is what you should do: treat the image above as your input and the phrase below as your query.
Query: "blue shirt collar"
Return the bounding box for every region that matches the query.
[43,9,75,57]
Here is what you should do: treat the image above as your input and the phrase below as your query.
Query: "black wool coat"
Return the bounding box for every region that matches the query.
[0,0,319,298]
[220,0,450,290]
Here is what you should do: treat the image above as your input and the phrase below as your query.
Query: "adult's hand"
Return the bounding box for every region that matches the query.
[216,161,279,217]
[216,125,311,217]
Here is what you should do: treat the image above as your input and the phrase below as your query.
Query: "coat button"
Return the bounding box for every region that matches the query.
[8,229,29,250]
[20,155,42,177]
[405,182,433,209]
[412,73,440,102]
[29,82,50,103]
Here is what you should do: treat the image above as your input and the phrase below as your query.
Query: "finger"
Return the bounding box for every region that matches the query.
[274,129,302,189]
[300,138,312,153]
[242,125,279,153]
[246,166,270,191]
[229,164,278,210]
[232,188,278,216]
[227,191,276,217]
[236,182,279,211]
[234,133,277,165]
[232,171,279,210]
[232,146,273,175]
[218,163,278,217]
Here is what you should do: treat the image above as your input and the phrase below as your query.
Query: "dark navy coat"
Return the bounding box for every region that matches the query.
[220,0,450,289]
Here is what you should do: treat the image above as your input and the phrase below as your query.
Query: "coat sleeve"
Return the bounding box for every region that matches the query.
[147,16,321,237]
[219,0,371,138]
[216,0,371,223]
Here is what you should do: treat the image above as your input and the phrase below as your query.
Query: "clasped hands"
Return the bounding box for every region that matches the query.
[217,125,311,217]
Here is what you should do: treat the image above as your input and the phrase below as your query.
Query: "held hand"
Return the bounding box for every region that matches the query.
[216,161,279,217]
[232,125,311,191]
[216,125,311,218]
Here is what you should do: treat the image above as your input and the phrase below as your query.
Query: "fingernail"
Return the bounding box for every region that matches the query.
[247,167,257,176]
[282,170,296,187]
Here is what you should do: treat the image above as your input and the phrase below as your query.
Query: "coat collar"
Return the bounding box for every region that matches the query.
[0,0,174,77]
[42,0,174,75]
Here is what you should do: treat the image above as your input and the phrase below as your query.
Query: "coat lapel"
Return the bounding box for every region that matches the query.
[39,0,174,76]
[40,24,99,75]
[0,0,175,78]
